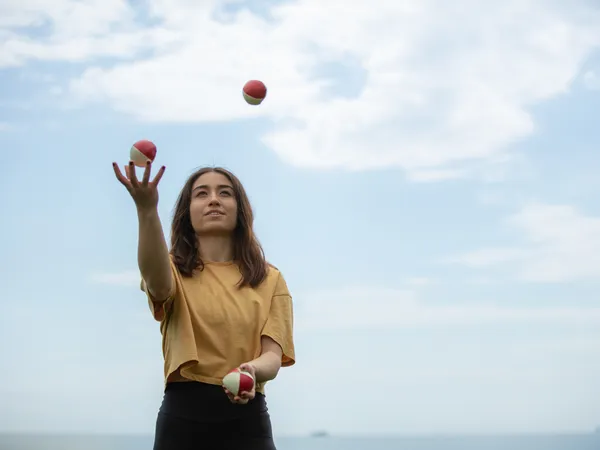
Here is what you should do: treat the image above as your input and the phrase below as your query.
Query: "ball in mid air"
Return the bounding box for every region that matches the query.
[130,139,157,168]
[242,80,267,105]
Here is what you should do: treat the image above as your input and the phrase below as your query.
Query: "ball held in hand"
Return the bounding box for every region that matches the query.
[242,80,267,105]
[130,139,157,168]
[222,368,255,396]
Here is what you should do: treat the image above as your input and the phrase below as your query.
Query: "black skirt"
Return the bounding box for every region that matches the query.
[153,381,277,450]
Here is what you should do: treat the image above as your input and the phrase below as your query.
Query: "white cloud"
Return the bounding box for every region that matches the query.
[88,270,140,287]
[0,0,178,67]
[294,285,600,331]
[2,0,600,178]
[447,202,600,282]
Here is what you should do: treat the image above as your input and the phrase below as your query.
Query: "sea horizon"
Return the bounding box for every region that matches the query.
[1,430,598,437]
[1,430,599,450]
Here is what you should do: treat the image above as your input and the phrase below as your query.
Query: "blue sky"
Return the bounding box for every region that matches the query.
[1,0,600,437]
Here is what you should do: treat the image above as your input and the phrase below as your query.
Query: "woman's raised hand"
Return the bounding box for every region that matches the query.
[113,160,166,210]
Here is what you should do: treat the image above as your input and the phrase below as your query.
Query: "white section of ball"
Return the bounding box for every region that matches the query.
[129,146,150,167]
[130,145,152,168]
[222,370,255,396]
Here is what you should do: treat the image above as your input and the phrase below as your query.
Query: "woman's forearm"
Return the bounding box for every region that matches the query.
[137,206,173,302]
[248,352,282,383]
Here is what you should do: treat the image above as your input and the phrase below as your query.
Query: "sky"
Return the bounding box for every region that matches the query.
[1,0,600,438]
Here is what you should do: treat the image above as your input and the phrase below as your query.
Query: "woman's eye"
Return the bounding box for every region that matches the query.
[220,191,231,196]
[196,191,207,197]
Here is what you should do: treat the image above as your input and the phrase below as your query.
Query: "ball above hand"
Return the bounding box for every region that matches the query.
[130,139,157,168]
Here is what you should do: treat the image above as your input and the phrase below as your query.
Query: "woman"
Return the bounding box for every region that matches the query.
[112,160,295,450]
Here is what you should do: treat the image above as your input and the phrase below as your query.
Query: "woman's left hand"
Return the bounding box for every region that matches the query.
[223,363,256,405]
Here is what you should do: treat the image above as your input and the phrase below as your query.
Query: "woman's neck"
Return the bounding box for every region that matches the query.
[198,235,234,262]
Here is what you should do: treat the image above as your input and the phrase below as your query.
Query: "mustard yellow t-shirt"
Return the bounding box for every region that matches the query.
[141,257,295,394]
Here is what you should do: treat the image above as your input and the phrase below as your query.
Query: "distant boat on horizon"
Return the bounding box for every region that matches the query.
[310,430,329,438]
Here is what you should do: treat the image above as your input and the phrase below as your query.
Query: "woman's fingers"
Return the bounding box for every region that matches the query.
[116,160,164,190]
[223,387,249,404]
[152,164,166,186]
[232,394,248,404]
[223,388,234,400]
[126,161,140,188]
[112,162,131,189]
[141,161,152,185]
[124,164,132,181]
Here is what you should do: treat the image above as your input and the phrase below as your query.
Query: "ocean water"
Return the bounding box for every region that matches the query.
[0,434,599,450]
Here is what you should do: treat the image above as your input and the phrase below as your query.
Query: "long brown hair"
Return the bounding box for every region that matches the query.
[170,167,268,288]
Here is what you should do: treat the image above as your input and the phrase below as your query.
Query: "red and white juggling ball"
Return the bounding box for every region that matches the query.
[130,139,157,168]
[242,80,267,105]
[222,368,255,396]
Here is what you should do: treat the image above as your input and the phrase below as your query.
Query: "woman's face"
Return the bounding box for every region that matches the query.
[189,171,238,235]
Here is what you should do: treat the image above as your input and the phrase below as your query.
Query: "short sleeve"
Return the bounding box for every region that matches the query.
[140,258,178,322]
[261,272,295,367]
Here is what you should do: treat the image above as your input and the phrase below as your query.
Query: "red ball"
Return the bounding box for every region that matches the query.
[243,80,267,105]
[130,139,157,168]
[222,368,255,396]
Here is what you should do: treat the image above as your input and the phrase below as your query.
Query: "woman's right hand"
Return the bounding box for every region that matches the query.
[113,160,166,210]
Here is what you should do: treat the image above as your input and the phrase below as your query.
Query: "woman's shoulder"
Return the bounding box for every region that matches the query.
[266,261,280,273]
[265,261,286,281]
[264,262,291,296]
